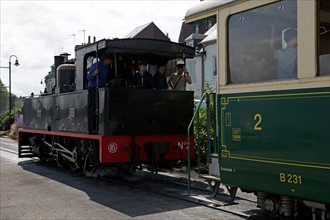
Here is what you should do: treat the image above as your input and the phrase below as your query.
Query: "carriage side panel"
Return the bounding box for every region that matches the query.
[219,87,330,204]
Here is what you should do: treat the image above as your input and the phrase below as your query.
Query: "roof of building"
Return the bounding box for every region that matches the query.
[201,24,217,44]
[185,33,207,41]
[178,22,193,43]
[125,22,170,41]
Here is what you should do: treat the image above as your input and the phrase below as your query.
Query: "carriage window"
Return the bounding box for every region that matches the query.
[319,1,330,76]
[228,0,297,84]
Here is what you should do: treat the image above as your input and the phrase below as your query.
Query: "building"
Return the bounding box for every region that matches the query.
[125,22,170,41]
[178,1,217,98]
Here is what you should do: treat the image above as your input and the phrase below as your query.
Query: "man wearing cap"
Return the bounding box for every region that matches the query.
[87,55,112,88]
[168,60,192,91]
[132,60,154,88]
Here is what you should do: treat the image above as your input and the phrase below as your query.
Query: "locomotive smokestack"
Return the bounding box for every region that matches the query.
[54,55,65,88]
[54,56,65,73]
[88,36,91,44]
[93,36,96,43]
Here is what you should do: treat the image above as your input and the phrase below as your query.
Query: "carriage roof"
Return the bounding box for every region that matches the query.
[185,0,242,21]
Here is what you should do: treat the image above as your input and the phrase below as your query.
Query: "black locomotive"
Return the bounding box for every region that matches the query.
[18,38,195,176]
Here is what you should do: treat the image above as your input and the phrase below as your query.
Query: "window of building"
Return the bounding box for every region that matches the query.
[194,23,200,34]
[206,17,215,30]
[319,1,330,76]
[228,0,297,84]
[212,56,217,76]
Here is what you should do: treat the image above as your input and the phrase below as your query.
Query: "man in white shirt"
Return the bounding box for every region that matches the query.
[168,60,192,90]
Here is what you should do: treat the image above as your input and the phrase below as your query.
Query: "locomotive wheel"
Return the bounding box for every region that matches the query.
[37,149,47,162]
[83,153,97,177]
[69,162,78,172]
[69,147,79,172]
[56,151,65,168]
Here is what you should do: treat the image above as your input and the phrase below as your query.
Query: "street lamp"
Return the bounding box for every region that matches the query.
[0,55,20,114]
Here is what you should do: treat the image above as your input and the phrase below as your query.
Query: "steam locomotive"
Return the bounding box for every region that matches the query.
[18,38,195,176]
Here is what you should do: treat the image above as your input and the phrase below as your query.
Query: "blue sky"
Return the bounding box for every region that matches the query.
[0,0,198,97]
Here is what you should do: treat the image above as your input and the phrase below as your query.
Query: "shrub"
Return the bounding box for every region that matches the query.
[9,113,23,139]
[9,123,17,140]
[0,109,22,139]
[0,112,14,131]
[193,84,216,173]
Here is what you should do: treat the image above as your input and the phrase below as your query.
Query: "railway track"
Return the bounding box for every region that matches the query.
[0,142,261,219]
[101,168,261,220]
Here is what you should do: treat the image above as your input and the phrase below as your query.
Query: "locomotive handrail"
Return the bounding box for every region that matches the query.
[187,91,215,196]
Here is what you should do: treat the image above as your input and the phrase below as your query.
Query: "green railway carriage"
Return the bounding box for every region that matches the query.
[220,87,330,203]
[186,0,329,217]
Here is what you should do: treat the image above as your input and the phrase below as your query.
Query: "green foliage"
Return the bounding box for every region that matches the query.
[0,79,9,114]
[0,108,22,132]
[0,111,14,131]
[193,83,216,172]
[0,78,21,114]
[9,123,17,140]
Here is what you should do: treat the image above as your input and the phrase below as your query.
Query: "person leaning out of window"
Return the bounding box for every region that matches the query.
[86,55,112,88]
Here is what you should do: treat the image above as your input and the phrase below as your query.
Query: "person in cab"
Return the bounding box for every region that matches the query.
[132,60,154,88]
[167,59,192,91]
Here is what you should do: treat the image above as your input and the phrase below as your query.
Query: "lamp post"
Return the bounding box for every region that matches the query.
[0,55,20,114]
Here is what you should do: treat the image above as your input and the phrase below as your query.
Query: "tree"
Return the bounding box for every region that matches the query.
[0,79,22,114]
[0,79,9,114]
[0,79,23,134]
